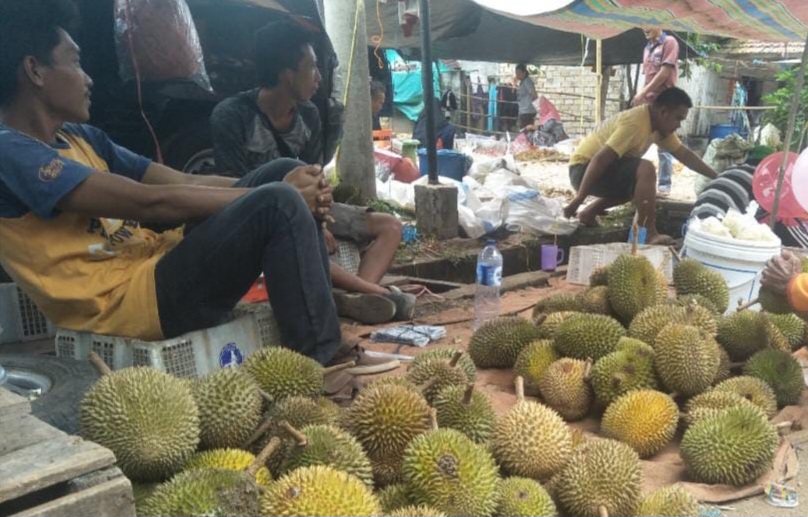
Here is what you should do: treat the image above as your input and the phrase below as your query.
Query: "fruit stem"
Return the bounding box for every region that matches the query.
[322,360,357,375]
[462,384,475,405]
[88,351,112,377]
[515,376,525,401]
[429,408,439,430]
[599,505,609,517]
[449,351,463,368]
[583,358,593,382]
[631,223,639,255]
[257,388,274,404]
[247,436,280,477]
[279,421,308,446]
[242,419,274,449]
[736,298,759,312]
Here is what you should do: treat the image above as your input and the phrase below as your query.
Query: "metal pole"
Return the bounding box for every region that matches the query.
[595,39,603,125]
[770,32,808,229]
[419,0,438,184]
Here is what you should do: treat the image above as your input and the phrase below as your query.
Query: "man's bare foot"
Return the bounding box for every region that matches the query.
[647,233,676,245]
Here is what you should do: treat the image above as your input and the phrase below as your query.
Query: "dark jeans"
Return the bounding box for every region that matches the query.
[154,158,341,364]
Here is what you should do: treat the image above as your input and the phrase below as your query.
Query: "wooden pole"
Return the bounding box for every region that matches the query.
[770,32,808,229]
[595,39,603,125]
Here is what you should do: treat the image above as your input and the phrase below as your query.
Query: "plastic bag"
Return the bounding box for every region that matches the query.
[114,0,212,91]
[695,135,752,195]
[498,186,579,236]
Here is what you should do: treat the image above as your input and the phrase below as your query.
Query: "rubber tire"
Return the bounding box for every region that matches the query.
[0,354,99,435]
[162,122,215,174]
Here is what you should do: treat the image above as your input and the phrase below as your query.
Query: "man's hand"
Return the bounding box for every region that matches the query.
[631,92,645,107]
[563,198,582,219]
[761,250,803,295]
[283,165,332,218]
[323,229,337,255]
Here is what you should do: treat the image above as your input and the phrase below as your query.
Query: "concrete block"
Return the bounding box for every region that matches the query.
[414,183,459,240]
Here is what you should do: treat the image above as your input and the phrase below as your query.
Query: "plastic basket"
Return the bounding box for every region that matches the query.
[332,239,361,275]
[566,243,674,286]
[54,309,278,377]
[0,283,55,344]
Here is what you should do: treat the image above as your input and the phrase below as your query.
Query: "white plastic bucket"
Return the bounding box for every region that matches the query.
[681,227,782,313]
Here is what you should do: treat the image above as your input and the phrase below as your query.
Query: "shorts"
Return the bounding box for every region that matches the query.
[569,157,643,200]
[327,203,373,249]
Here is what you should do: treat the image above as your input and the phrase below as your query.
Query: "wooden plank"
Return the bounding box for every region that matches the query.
[0,436,115,504]
[0,386,31,418]
[0,414,65,456]
[11,476,135,517]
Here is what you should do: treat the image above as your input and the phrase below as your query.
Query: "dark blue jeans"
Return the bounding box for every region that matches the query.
[154,158,341,364]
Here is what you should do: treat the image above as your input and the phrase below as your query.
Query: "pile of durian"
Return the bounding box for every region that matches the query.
[76,252,806,517]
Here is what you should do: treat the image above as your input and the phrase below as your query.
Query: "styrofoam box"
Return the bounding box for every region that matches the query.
[55,305,281,377]
[566,243,674,286]
[0,283,55,344]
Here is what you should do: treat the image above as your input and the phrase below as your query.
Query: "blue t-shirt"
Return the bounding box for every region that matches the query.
[0,123,150,219]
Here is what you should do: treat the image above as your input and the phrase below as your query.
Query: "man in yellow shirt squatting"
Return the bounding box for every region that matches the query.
[563,87,718,245]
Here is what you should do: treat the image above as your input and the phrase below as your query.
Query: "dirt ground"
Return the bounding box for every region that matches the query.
[350,279,808,516]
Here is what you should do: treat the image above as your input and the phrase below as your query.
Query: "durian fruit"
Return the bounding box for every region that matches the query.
[673,258,730,313]
[377,483,413,513]
[407,351,470,403]
[713,376,779,418]
[260,465,379,516]
[433,384,497,444]
[628,304,717,348]
[251,395,342,473]
[514,340,559,396]
[768,313,807,351]
[402,428,500,516]
[555,438,643,517]
[132,483,158,515]
[615,337,654,354]
[183,448,271,487]
[468,317,541,368]
[531,293,581,319]
[410,347,477,383]
[607,252,660,323]
[716,311,772,361]
[191,368,262,449]
[653,322,720,396]
[589,265,611,287]
[139,468,261,517]
[744,349,806,407]
[713,345,733,385]
[553,313,626,361]
[675,293,720,315]
[491,377,572,481]
[636,484,700,517]
[365,375,422,394]
[538,358,593,421]
[591,346,658,407]
[80,365,199,482]
[580,286,611,314]
[495,477,558,517]
[655,269,670,301]
[342,383,432,486]
[534,311,578,339]
[243,347,346,401]
[279,424,373,486]
[600,390,679,458]
[681,405,779,486]
[684,390,758,427]
[388,505,447,517]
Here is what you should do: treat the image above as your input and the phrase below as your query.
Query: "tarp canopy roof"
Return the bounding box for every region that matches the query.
[226,0,691,66]
[473,0,808,43]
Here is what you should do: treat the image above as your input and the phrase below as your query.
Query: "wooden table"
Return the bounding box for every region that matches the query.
[0,387,135,517]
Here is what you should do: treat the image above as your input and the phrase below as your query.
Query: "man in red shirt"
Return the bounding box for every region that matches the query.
[632,27,680,197]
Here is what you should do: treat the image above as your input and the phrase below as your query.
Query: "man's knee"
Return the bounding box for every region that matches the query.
[636,159,656,179]
[250,158,307,185]
[368,212,402,238]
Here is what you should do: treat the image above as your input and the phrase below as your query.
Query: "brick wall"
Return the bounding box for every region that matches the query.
[531,65,628,137]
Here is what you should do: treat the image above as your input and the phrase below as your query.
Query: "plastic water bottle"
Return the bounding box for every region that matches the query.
[474,239,503,330]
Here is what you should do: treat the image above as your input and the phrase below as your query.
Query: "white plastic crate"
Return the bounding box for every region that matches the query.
[566,243,674,286]
[54,308,279,377]
[0,283,55,344]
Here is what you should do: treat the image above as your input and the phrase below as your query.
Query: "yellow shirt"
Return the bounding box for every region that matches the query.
[0,124,181,340]
[571,105,683,166]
